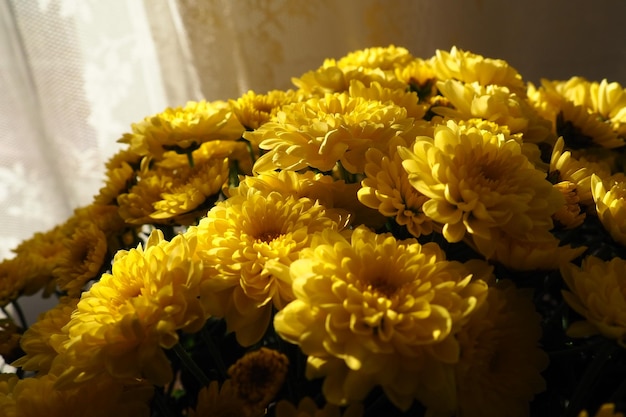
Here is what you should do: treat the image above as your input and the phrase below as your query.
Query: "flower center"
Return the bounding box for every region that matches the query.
[255,230,283,243]
[368,276,399,297]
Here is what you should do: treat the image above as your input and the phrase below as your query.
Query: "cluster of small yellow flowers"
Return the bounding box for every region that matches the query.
[5,44,626,417]
[118,99,245,159]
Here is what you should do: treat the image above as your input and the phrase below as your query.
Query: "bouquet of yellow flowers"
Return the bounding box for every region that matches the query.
[0,45,625,417]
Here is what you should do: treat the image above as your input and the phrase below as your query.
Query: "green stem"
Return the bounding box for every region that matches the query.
[186,152,195,168]
[153,388,177,417]
[564,339,616,417]
[200,326,229,380]
[172,342,211,387]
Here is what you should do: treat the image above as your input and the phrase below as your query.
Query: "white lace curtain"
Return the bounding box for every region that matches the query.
[1,0,626,321]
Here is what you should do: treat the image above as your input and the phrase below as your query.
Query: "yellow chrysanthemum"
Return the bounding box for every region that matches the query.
[274,226,487,410]
[394,57,438,101]
[561,256,626,345]
[192,190,348,346]
[52,230,208,388]
[335,45,414,71]
[430,46,526,96]
[434,79,553,143]
[292,65,405,96]
[358,144,434,238]
[579,403,625,417]
[549,136,595,207]
[490,233,585,271]
[228,347,289,415]
[188,380,250,417]
[248,93,414,174]
[0,259,28,307]
[454,280,548,417]
[118,100,244,160]
[398,120,563,258]
[275,397,364,417]
[117,152,230,225]
[93,149,140,205]
[6,373,152,417]
[12,296,78,374]
[230,170,382,229]
[292,45,410,96]
[11,226,69,297]
[0,374,19,417]
[592,174,626,246]
[552,181,587,229]
[557,101,625,150]
[589,79,626,137]
[348,79,427,120]
[53,222,108,297]
[230,89,304,130]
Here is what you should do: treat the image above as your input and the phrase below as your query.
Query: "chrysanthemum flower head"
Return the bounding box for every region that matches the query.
[561,256,626,345]
[434,79,553,144]
[292,45,410,96]
[117,149,230,225]
[489,232,585,271]
[549,136,595,207]
[53,230,208,388]
[430,46,526,96]
[0,258,28,307]
[12,296,78,373]
[192,190,349,346]
[592,174,626,246]
[8,373,152,417]
[336,45,413,71]
[454,280,548,417]
[398,119,563,258]
[395,57,438,101]
[348,79,427,120]
[94,150,139,206]
[358,142,434,238]
[228,347,289,415]
[274,226,488,409]
[248,92,415,174]
[53,222,107,297]
[118,100,244,160]
[188,380,250,417]
[230,89,304,130]
[230,170,381,229]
